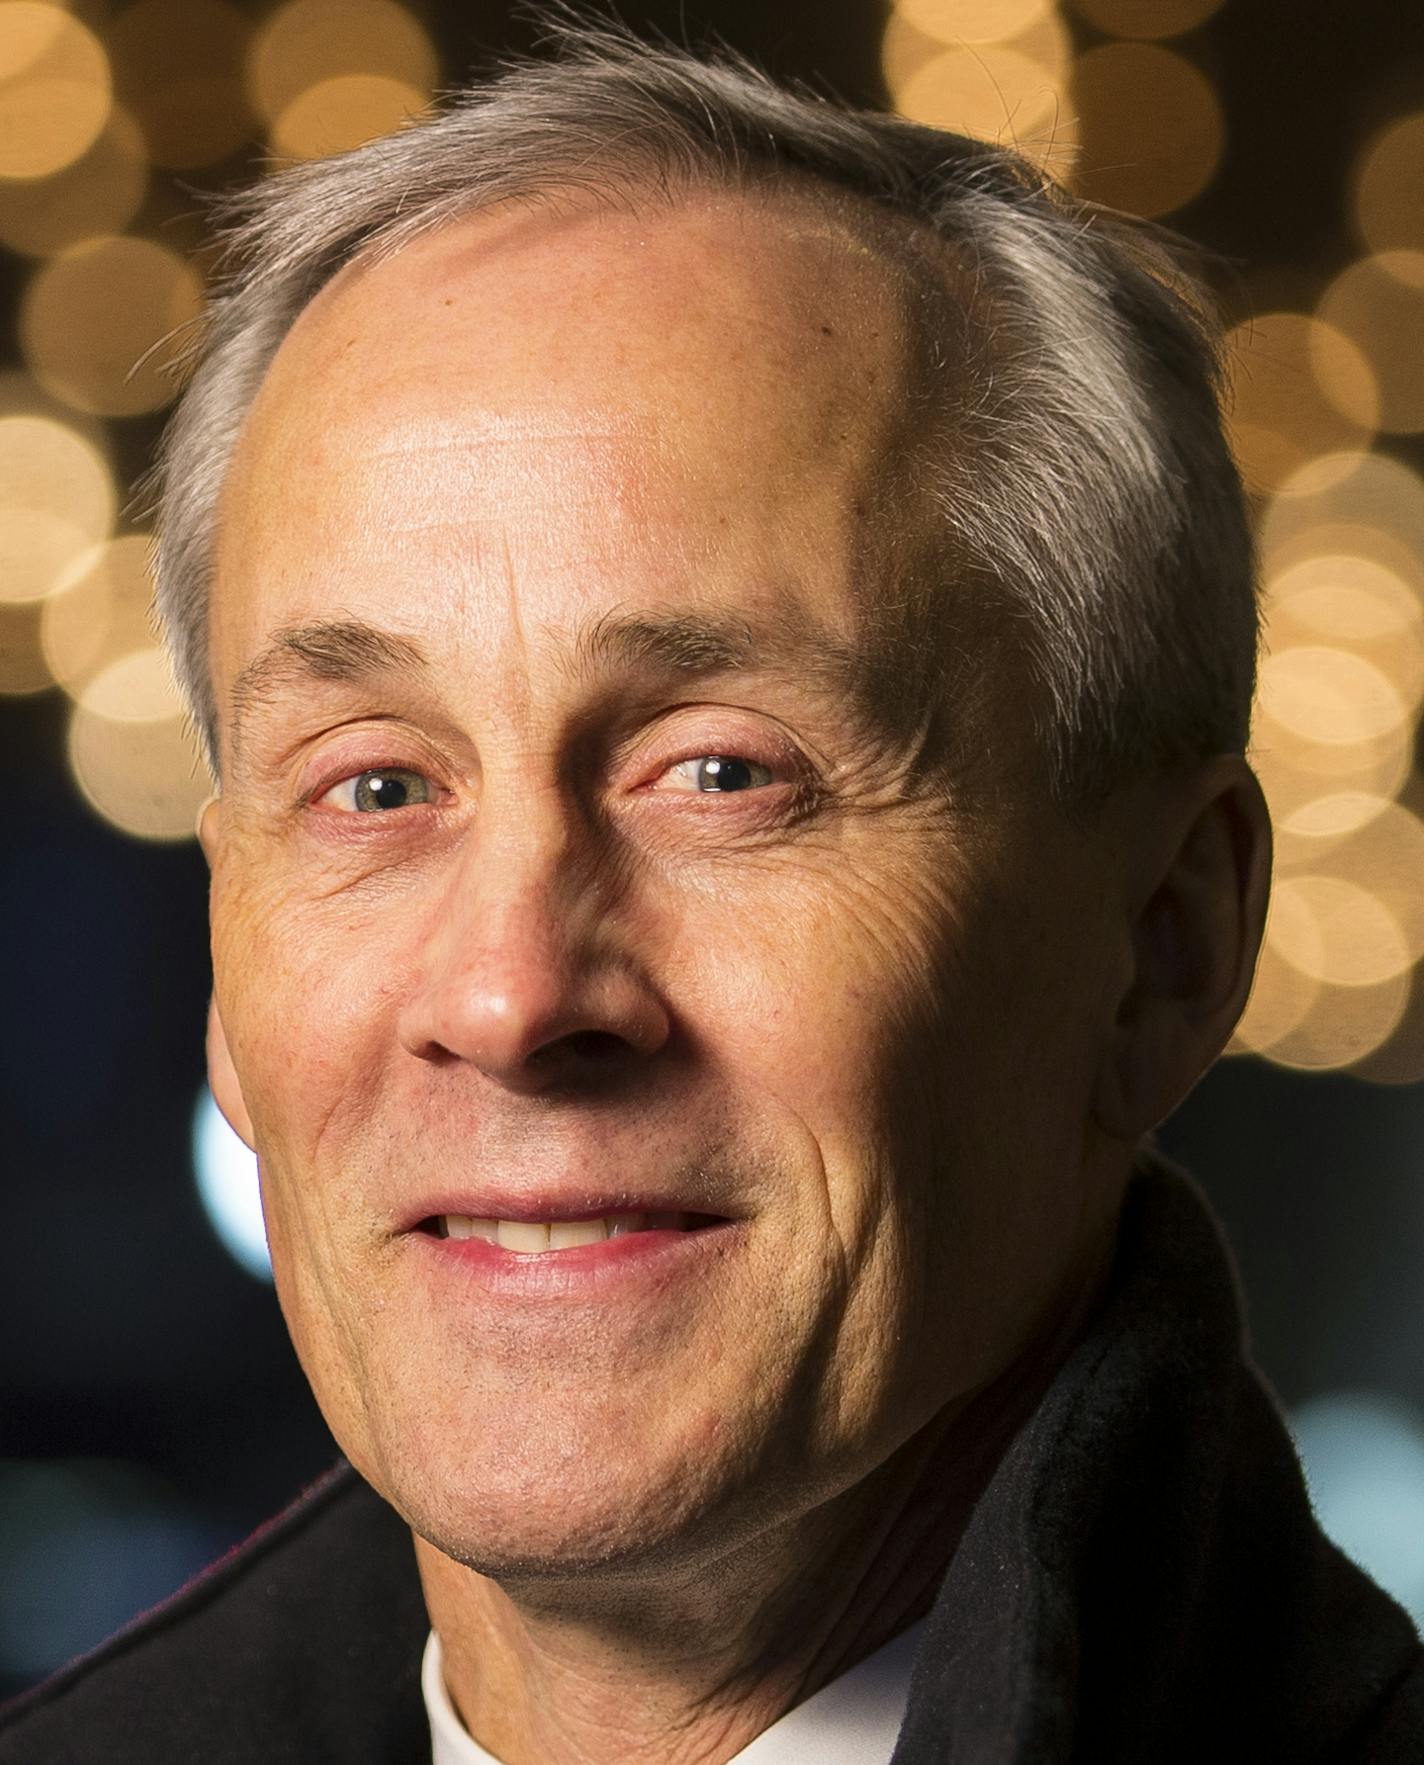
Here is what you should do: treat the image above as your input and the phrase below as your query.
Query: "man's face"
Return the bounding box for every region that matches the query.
[205,191,1128,1575]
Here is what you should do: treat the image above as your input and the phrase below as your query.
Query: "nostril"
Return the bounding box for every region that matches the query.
[557,1029,631,1062]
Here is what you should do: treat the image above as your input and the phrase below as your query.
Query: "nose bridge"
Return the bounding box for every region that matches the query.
[398,766,665,1081]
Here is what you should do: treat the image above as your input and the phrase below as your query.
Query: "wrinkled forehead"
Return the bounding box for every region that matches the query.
[221,181,945,544]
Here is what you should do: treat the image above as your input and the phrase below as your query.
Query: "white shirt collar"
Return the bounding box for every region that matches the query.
[423,1619,925,1765]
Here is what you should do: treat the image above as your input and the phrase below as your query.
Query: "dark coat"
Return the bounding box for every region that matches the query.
[3,1156,1421,1763]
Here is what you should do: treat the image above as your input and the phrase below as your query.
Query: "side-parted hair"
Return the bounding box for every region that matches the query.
[150,21,1256,800]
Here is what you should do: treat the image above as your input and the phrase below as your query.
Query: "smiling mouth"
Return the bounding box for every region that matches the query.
[420,1212,726,1250]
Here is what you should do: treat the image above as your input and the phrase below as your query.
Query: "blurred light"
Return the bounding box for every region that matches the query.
[1318,253,1424,436]
[192,1088,271,1283]
[109,0,252,170]
[1225,317,1378,493]
[1069,0,1223,37]
[40,535,157,698]
[1260,452,1424,591]
[78,646,181,724]
[1069,44,1223,217]
[20,235,204,417]
[66,699,209,842]
[1256,646,1406,748]
[0,4,112,180]
[890,42,1073,158]
[1264,552,1424,711]
[0,1460,218,1680]
[0,106,147,258]
[1280,799,1424,968]
[1230,935,1320,1056]
[890,0,1054,47]
[1353,114,1424,257]
[1251,722,1412,828]
[1268,875,1409,988]
[271,73,430,161]
[1254,970,1409,1071]
[0,413,114,605]
[1291,1391,1424,1628]
[0,603,53,696]
[249,0,437,134]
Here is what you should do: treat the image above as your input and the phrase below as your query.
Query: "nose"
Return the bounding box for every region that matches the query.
[396,809,671,1092]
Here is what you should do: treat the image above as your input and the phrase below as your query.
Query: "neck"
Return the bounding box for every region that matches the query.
[415,1227,1117,1765]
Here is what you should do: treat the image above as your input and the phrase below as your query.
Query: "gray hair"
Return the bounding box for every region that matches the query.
[150,22,1256,799]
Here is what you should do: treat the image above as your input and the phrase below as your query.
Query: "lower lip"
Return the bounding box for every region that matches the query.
[406,1221,744,1300]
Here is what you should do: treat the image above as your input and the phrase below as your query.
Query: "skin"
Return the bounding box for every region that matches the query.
[200,186,1271,1764]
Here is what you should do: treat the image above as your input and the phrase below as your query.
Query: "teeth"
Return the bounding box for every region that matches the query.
[437,1211,694,1248]
[497,1220,551,1252]
[445,1217,497,1241]
[548,1219,609,1248]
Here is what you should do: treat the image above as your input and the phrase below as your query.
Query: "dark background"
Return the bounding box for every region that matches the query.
[2,0,1423,1695]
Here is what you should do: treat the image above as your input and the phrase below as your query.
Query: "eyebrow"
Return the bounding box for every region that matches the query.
[226,604,868,757]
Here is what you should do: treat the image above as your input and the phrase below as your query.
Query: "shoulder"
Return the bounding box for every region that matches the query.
[0,1462,431,1765]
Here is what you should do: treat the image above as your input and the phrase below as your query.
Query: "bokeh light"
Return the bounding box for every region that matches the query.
[1260,451,1424,571]
[1317,253,1424,436]
[192,1088,270,1283]
[1263,551,1424,715]
[249,0,438,153]
[1353,114,1424,258]
[270,73,431,161]
[40,535,158,700]
[20,235,204,417]
[67,655,210,842]
[0,106,147,258]
[1225,316,1379,492]
[1256,646,1405,749]
[1069,43,1223,216]
[889,39,1073,156]
[1068,0,1223,38]
[0,413,115,606]
[891,0,1055,46]
[108,0,252,170]
[1292,1391,1424,1626]
[0,4,112,181]
[1268,875,1409,989]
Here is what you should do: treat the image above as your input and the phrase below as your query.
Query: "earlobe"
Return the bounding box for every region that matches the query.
[1093,759,1272,1139]
[207,994,257,1150]
[197,795,221,866]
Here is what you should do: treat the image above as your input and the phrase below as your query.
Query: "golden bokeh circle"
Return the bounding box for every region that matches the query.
[78,646,183,724]
[0,105,147,257]
[1069,0,1223,39]
[1257,971,1411,1071]
[0,413,115,604]
[1269,874,1409,988]
[1256,645,1406,748]
[0,4,112,180]
[891,0,1054,48]
[1317,252,1424,436]
[67,699,210,842]
[249,0,438,130]
[1260,451,1424,571]
[1274,798,1424,968]
[1225,315,1379,493]
[270,73,430,160]
[108,0,253,170]
[41,535,157,696]
[20,235,204,417]
[892,43,1073,156]
[1230,935,1321,1057]
[1263,552,1424,712]
[1353,113,1424,257]
[1069,43,1224,217]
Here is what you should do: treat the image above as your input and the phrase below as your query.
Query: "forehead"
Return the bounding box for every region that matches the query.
[210,186,952,740]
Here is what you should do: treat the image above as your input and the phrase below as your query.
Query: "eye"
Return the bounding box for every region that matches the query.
[318,767,436,812]
[658,755,775,794]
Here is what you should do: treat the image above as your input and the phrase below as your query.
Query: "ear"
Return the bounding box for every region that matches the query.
[207,995,256,1150]
[1093,757,1272,1139]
